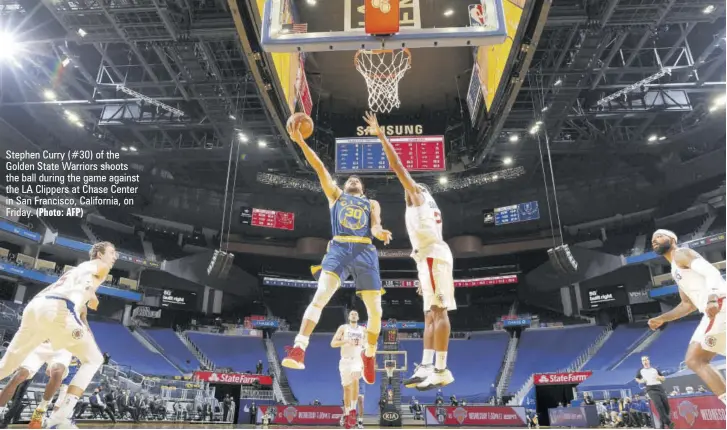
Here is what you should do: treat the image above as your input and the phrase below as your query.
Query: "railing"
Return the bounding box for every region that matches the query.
[178,331,215,370]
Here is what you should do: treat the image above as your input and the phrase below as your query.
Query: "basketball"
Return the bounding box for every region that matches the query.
[287,112,314,139]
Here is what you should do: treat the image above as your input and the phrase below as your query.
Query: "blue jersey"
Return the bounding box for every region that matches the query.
[330,194,372,239]
[62,357,80,385]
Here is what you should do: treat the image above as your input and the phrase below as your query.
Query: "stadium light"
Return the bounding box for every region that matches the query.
[439,176,448,184]
[658,136,666,141]
[61,57,71,67]
[258,139,267,148]
[228,114,236,120]
[0,32,20,60]
[443,9,454,17]
[238,132,249,143]
[64,110,80,123]
[121,146,129,151]
[77,28,87,37]
[129,146,138,152]
[508,134,519,143]
[703,5,715,14]
[647,134,658,142]
[554,78,562,86]
[529,125,539,135]
[306,0,316,5]
[43,89,57,101]
[503,157,513,166]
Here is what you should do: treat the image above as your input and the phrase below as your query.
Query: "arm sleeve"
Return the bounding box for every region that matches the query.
[690,258,726,296]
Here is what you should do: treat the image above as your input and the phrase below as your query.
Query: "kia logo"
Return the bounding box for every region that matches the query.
[382,412,399,421]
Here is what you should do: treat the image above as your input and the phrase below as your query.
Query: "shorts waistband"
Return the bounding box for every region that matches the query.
[333,235,372,244]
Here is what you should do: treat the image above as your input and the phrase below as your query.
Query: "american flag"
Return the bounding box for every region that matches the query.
[282,23,308,33]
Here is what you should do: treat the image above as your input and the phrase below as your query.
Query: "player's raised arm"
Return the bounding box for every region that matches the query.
[363,112,422,201]
[370,200,392,245]
[288,122,342,204]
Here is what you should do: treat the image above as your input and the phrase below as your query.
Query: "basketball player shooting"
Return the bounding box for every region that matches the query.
[0,241,117,428]
[649,229,726,405]
[331,310,365,429]
[363,111,455,390]
[281,114,392,386]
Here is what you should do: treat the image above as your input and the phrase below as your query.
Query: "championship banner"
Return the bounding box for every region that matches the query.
[193,371,272,386]
[256,405,344,426]
[533,371,592,385]
[652,395,726,429]
[424,405,527,427]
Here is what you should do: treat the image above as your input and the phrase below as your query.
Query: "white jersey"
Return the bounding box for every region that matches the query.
[340,324,365,360]
[672,260,727,314]
[42,261,98,311]
[405,191,453,263]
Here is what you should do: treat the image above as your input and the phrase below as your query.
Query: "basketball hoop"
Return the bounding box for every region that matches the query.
[384,359,396,379]
[354,48,412,113]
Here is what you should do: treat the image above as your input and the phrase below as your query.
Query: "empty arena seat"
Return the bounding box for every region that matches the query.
[272,332,345,406]
[186,331,265,372]
[585,325,649,371]
[509,325,605,392]
[615,318,701,370]
[89,321,181,376]
[141,328,200,373]
[399,331,509,403]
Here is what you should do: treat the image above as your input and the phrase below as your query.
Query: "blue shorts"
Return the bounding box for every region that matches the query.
[318,240,381,291]
[62,365,78,385]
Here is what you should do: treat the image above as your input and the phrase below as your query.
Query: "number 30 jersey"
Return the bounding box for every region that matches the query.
[330,193,372,239]
[405,190,453,264]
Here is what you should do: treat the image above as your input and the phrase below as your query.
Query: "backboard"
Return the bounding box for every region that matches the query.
[261,0,507,52]
[375,350,408,375]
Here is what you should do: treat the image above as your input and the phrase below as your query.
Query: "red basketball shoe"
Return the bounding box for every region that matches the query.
[344,410,357,429]
[361,350,376,384]
[281,345,306,370]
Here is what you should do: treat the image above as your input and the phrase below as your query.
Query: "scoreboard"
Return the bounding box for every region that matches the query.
[483,201,540,226]
[240,206,295,230]
[335,136,445,173]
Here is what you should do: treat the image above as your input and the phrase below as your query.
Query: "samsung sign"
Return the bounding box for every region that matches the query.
[586,285,628,309]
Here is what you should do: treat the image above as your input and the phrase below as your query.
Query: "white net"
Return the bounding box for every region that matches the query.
[384,359,396,379]
[354,48,412,113]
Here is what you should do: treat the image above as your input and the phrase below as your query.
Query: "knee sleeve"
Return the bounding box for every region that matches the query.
[303,271,340,324]
[361,292,383,334]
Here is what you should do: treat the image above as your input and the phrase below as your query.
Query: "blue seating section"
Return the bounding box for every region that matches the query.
[509,325,605,392]
[142,328,200,373]
[585,325,649,371]
[89,321,180,376]
[273,332,346,407]
[615,318,700,371]
[187,331,265,372]
[400,332,509,403]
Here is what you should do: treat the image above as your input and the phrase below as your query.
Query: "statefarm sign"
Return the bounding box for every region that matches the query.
[533,371,593,385]
[193,371,272,386]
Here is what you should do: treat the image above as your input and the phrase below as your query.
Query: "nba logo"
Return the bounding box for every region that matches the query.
[365,0,400,35]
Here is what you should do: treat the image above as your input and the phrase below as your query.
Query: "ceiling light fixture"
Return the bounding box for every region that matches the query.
[43,89,57,101]
[77,28,87,37]
[647,134,658,142]
[503,157,513,166]
[443,9,454,17]
[129,146,138,152]
[258,140,267,148]
[703,5,715,14]
[508,134,519,143]
[0,32,20,60]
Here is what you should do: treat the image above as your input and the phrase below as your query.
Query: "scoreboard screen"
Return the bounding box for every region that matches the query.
[335,136,445,173]
[483,201,540,226]
[240,206,295,230]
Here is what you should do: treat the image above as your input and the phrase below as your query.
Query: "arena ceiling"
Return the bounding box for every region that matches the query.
[0,0,724,239]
